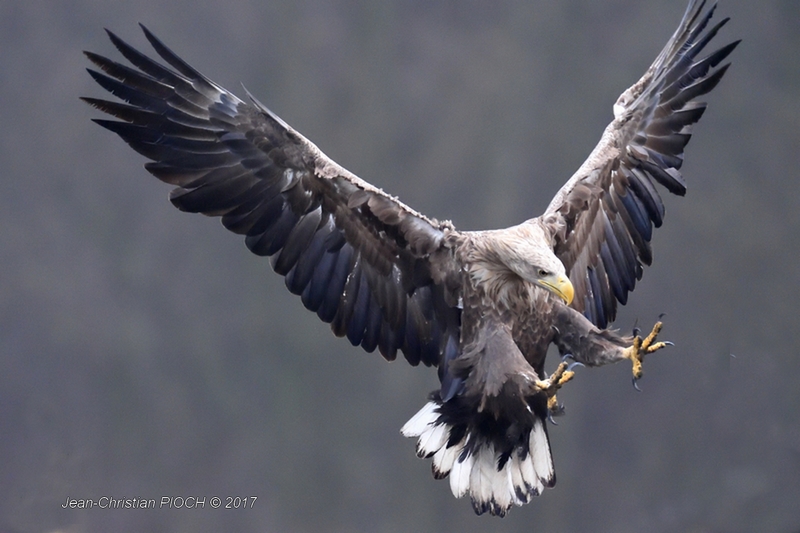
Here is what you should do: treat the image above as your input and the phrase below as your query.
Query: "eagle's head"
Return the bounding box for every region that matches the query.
[506,250,574,305]
[500,222,574,305]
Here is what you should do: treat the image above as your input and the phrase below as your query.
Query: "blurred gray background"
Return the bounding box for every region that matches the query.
[2,0,798,531]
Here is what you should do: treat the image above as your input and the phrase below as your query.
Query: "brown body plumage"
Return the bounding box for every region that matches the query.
[83,0,737,517]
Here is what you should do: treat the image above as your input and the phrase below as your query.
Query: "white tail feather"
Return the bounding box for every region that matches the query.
[400,401,438,438]
[530,418,554,484]
[508,454,532,504]
[416,420,449,458]
[520,445,544,496]
[470,445,515,514]
[468,445,495,505]
[432,437,463,477]
[449,447,474,498]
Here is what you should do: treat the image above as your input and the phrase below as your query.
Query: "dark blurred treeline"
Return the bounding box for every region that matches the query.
[1,0,798,531]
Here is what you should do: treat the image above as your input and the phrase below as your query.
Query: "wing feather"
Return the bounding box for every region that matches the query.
[542,0,738,327]
[83,26,461,367]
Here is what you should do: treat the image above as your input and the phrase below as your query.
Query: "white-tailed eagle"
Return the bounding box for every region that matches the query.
[83,0,737,517]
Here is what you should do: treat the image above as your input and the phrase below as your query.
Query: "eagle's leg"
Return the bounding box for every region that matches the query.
[552,304,674,385]
[622,321,673,388]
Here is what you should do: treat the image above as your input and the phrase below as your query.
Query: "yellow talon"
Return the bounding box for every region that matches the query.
[535,361,576,397]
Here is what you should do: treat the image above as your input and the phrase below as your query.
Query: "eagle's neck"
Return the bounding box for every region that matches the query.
[468,260,518,310]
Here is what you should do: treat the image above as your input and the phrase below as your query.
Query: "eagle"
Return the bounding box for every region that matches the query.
[82,0,737,517]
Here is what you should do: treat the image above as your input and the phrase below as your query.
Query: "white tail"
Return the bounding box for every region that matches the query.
[401,400,555,516]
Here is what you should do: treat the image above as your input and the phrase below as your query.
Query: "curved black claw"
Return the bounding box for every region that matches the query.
[560,353,584,372]
[632,377,642,392]
[547,402,566,425]
[567,361,584,372]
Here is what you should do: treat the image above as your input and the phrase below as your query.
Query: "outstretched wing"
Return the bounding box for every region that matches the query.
[542,0,738,328]
[83,25,461,367]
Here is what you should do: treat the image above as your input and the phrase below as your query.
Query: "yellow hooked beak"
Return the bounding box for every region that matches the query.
[537,273,574,305]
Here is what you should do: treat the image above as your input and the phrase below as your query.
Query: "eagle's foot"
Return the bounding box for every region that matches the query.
[545,354,584,422]
[535,361,576,399]
[623,321,673,389]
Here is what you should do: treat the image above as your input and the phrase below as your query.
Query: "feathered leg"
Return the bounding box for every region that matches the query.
[402,318,559,517]
[551,303,672,384]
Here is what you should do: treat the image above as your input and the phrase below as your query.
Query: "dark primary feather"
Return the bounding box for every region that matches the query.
[82,25,461,368]
[544,0,739,328]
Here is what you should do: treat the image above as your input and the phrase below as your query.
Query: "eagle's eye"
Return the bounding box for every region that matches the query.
[538,268,549,278]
